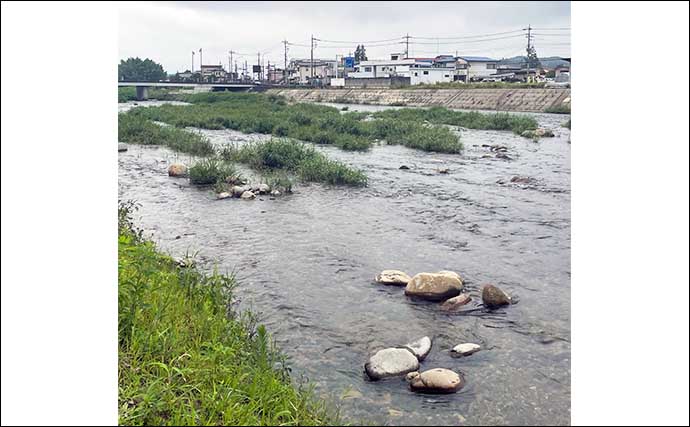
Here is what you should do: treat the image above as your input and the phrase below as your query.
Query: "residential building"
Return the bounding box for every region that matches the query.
[457,56,499,81]
[409,66,454,85]
[288,59,336,84]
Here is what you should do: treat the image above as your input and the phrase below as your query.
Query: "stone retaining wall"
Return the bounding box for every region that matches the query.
[266,88,571,113]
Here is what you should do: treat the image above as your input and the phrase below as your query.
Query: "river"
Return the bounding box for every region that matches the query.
[118,100,571,426]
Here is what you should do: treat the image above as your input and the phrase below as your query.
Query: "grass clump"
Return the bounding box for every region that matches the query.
[223,139,367,187]
[118,113,215,156]
[188,158,242,185]
[372,106,538,136]
[118,202,339,426]
[545,104,571,114]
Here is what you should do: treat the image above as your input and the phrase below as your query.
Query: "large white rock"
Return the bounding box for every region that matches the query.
[364,348,419,380]
[407,368,464,394]
[451,343,481,357]
[404,272,463,301]
[375,270,411,286]
[402,336,432,361]
[217,192,231,200]
[257,183,270,194]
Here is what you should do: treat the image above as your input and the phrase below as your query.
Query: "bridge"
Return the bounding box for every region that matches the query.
[118,81,271,100]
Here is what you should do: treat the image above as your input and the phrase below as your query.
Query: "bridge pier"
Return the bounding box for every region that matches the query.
[135,86,149,101]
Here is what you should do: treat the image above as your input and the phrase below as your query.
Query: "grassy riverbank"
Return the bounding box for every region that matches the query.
[118,202,339,426]
[126,92,464,153]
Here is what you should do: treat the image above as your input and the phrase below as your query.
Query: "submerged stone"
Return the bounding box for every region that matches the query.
[375,270,411,286]
[451,343,481,357]
[440,294,472,312]
[240,191,255,200]
[482,284,511,309]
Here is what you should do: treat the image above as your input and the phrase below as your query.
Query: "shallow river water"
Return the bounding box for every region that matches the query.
[118,101,571,426]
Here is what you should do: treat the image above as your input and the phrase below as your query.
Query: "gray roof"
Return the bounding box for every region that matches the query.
[459,56,497,62]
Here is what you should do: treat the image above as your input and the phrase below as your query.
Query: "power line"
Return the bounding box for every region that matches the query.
[314,36,402,44]
[408,34,526,45]
[411,29,525,40]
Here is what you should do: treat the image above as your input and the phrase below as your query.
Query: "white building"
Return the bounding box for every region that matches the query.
[409,66,454,85]
[288,59,336,84]
[457,56,499,81]
[349,58,416,79]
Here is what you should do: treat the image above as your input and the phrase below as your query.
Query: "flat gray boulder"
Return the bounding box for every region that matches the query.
[375,270,411,286]
[402,336,432,361]
[364,348,419,381]
[451,343,481,357]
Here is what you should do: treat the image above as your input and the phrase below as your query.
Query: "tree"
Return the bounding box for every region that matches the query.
[354,45,368,64]
[118,57,166,82]
[526,46,541,71]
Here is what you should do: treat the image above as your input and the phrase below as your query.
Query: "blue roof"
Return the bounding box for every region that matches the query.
[459,56,497,62]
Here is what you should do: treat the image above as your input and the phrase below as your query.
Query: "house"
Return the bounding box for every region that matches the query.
[288,59,336,84]
[349,59,416,78]
[457,56,498,81]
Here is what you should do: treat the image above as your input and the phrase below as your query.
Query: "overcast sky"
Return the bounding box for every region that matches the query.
[119,1,571,73]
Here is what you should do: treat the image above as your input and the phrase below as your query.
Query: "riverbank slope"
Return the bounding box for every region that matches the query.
[266,88,571,113]
[118,204,338,426]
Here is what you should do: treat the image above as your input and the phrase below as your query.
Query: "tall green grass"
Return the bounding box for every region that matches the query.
[128,92,464,153]
[545,104,571,114]
[222,139,368,187]
[371,106,538,136]
[118,113,215,156]
[188,158,242,185]
[118,202,339,425]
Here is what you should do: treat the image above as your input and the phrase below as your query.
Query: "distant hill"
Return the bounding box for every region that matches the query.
[498,56,570,69]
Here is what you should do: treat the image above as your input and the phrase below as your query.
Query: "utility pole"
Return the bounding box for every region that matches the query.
[199,48,203,81]
[191,51,195,73]
[310,34,315,81]
[283,39,288,84]
[525,24,533,82]
[257,52,261,81]
[404,33,410,58]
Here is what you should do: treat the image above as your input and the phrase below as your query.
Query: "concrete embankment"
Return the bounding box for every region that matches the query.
[266,88,571,113]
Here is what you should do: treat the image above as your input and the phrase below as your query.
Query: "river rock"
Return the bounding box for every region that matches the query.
[402,336,432,361]
[232,185,249,197]
[407,368,464,394]
[375,270,411,286]
[118,143,128,152]
[257,183,270,194]
[240,190,255,200]
[451,343,481,357]
[511,176,533,184]
[217,192,231,200]
[534,127,554,137]
[495,152,513,160]
[167,163,187,177]
[270,190,281,197]
[482,284,511,308]
[365,348,419,380]
[440,294,472,311]
[436,270,462,281]
[404,272,463,301]
[399,165,410,170]
[438,168,449,174]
